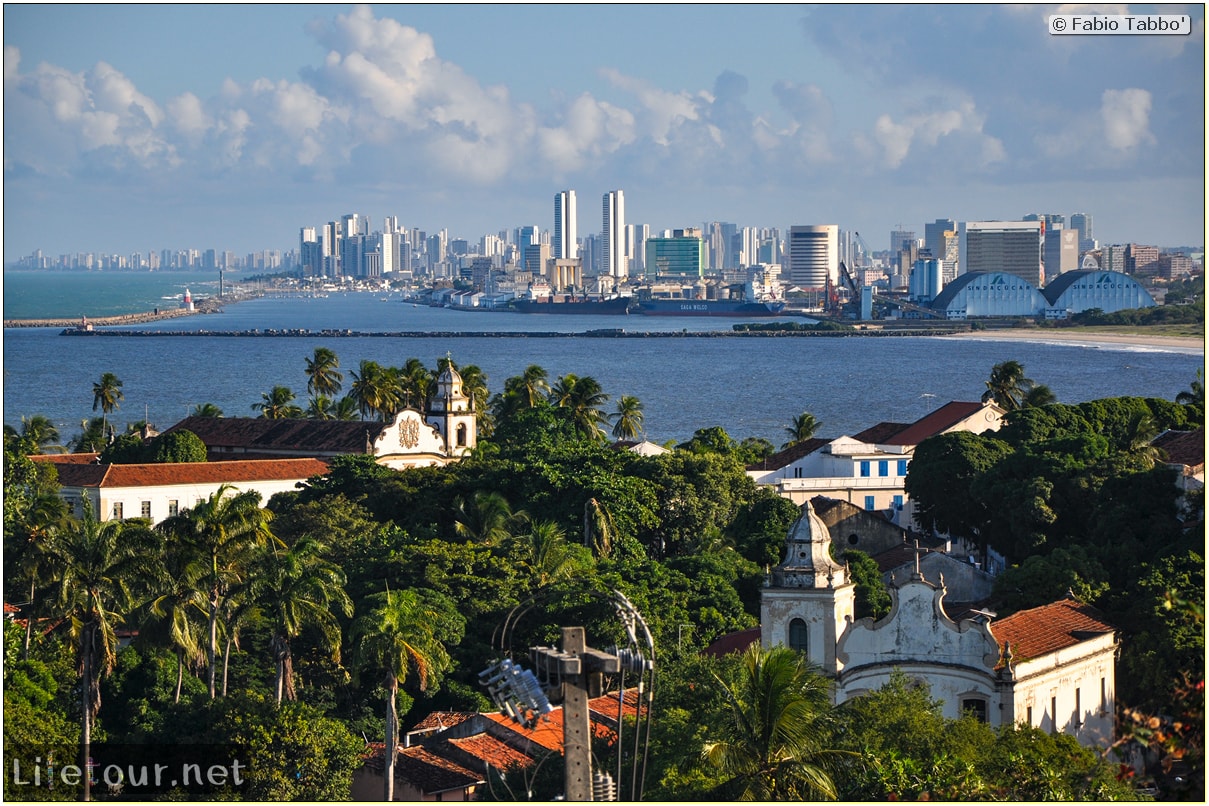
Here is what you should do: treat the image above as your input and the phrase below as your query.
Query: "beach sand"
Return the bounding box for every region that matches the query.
[944,329,1205,352]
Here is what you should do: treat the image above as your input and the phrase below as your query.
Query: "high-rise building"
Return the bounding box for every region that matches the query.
[1043,225,1078,283]
[602,190,626,279]
[644,228,705,279]
[553,191,577,260]
[1070,213,1095,252]
[889,228,917,253]
[924,219,956,259]
[1128,244,1161,277]
[787,225,838,288]
[958,220,1043,287]
[626,223,649,276]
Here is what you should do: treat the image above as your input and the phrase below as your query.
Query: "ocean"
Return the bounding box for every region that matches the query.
[2,271,1203,446]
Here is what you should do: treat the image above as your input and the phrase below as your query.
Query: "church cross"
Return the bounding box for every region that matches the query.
[909,539,927,580]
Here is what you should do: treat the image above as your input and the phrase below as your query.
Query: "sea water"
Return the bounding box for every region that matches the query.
[2,273,1203,445]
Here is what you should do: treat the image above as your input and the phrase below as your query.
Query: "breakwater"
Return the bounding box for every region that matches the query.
[5,292,255,329]
[60,326,970,338]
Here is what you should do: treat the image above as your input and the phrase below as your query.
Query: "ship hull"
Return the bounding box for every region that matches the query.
[636,300,785,317]
[511,297,632,315]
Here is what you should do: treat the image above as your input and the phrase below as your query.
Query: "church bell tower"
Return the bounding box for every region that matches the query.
[426,364,476,457]
[760,499,855,676]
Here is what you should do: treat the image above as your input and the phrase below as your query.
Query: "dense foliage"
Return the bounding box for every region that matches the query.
[5,355,1199,800]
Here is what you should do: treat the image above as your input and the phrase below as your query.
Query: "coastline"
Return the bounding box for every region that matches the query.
[944,328,1205,352]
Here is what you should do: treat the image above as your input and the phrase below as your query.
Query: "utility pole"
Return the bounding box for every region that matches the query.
[531,626,621,801]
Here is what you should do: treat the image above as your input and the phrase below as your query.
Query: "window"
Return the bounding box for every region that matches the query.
[892,495,904,509]
[1051,696,1058,734]
[864,495,875,511]
[793,467,802,478]
[859,461,870,478]
[897,459,908,476]
[789,618,808,652]
[141,500,152,519]
[1075,689,1082,727]
[1027,706,1033,725]
[112,502,124,520]
[961,699,987,722]
[1100,678,1107,714]
[878,460,889,477]
[168,500,179,517]
[456,423,467,447]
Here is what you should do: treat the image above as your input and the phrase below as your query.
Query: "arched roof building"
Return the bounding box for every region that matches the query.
[1041,270,1155,315]
[929,271,1049,319]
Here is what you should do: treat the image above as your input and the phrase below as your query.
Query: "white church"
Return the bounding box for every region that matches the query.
[760,501,1117,747]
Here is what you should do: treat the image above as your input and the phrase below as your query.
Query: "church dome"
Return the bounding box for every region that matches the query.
[770,500,846,589]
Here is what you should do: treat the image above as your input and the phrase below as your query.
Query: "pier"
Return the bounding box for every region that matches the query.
[4,292,256,329]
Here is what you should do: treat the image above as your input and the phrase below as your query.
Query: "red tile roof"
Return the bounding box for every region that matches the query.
[703,626,761,658]
[445,733,535,771]
[852,421,912,444]
[164,416,387,455]
[34,456,330,489]
[31,452,101,464]
[745,437,828,472]
[991,598,1115,663]
[1153,429,1205,469]
[407,711,476,734]
[881,401,992,446]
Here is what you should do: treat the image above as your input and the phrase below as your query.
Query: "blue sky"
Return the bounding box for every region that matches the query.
[3,3,1204,262]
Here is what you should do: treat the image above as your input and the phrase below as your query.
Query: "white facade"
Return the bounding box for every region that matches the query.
[787,225,838,288]
[761,502,1117,747]
[553,190,577,260]
[602,190,627,279]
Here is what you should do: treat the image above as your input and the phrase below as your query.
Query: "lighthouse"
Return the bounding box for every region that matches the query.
[182,288,194,312]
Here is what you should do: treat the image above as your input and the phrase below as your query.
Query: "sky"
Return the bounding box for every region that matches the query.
[3,3,1205,262]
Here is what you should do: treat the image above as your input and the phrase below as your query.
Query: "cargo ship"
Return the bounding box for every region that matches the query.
[511,295,633,315]
[635,299,786,317]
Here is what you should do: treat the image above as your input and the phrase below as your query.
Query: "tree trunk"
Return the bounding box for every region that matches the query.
[81,628,92,803]
[175,648,184,704]
[222,635,233,697]
[384,675,398,801]
[208,591,219,699]
[23,578,34,660]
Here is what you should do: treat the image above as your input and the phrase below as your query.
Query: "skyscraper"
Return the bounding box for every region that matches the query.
[924,219,956,258]
[602,190,626,279]
[1070,213,1094,251]
[553,191,577,260]
[959,220,1043,287]
[787,225,838,288]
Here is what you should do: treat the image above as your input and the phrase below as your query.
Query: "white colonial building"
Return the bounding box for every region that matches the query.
[760,501,1117,747]
[747,400,1005,522]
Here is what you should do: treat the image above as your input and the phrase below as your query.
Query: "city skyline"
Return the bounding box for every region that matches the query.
[4,4,1205,262]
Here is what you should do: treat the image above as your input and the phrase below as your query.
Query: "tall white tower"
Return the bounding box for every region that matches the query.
[602,190,627,279]
[554,190,578,260]
[787,225,838,288]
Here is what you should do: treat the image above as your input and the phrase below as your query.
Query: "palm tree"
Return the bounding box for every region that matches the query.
[306,395,335,420]
[11,489,69,658]
[20,414,65,453]
[305,347,343,398]
[252,386,303,419]
[610,395,645,440]
[1022,384,1057,408]
[330,395,362,421]
[45,495,159,802]
[399,358,433,409]
[1176,369,1204,408]
[783,411,822,449]
[70,416,109,453]
[349,360,401,421]
[351,588,461,802]
[981,360,1037,412]
[254,536,353,703]
[145,549,208,704]
[551,373,610,439]
[516,364,550,407]
[159,485,278,698]
[1125,410,1165,468]
[513,520,582,587]
[92,372,124,437]
[191,402,224,418]
[703,643,844,801]
[453,491,529,546]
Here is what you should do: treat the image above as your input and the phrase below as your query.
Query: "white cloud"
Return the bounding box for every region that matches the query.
[868,102,1004,170]
[1101,88,1154,150]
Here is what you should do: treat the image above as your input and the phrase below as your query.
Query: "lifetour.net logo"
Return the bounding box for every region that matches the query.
[6,744,249,798]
